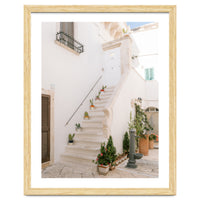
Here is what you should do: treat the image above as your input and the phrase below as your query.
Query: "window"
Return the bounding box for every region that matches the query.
[60,22,74,37]
[56,22,84,54]
[145,68,154,80]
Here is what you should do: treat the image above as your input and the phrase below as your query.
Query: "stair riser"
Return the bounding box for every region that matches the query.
[88,116,104,120]
[82,119,103,123]
[94,105,106,109]
[81,124,103,128]
[60,156,95,167]
[94,101,108,105]
[74,140,104,147]
[98,96,110,100]
[65,148,99,157]
[75,134,103,139]
[79,128,103,133]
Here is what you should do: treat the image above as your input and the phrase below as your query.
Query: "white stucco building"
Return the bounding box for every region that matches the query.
[41,22,159,169]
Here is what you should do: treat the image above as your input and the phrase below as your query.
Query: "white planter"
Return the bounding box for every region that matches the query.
[98,165,109,175]
[76,128,81,132]
[90,106,95,110]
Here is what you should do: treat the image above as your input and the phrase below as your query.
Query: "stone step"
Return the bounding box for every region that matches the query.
[65,145,100,157]
[102,90,114,94]
[107,86,115,89]
[94,104,106,109]
[98,96,111,100]
[81,122,103,129]
[82,119,103,123]
[58,162,97,174]
[100,92,114,97]
[80,127,103,133]
[89,108,105,113]
[94,100,109,104]
[74,138,106,147]
[75,132,103,139]
[88,112,105,119]
[60,152,96,167]
[74,130,103,136]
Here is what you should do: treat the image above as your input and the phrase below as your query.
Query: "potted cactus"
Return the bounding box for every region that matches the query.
[84,111,89,120]
[75,123,82,132]
[90,99,95,110]
[95,92,101,101]
[68,133,75,145]
[100,85,107,92]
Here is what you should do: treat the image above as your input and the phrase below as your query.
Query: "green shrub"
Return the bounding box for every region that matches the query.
[93,136,117,166]
[106,136,117,165]
[123,132,129,153]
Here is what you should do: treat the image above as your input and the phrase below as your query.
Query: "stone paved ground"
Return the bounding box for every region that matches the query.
[42,149,158,178]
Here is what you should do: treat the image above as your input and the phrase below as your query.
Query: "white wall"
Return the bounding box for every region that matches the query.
[110,68,146,153]
[42,22,109,162]
[131,28,159,80]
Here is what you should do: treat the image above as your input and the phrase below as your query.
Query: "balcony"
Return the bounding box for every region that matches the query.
[56,32,84,54]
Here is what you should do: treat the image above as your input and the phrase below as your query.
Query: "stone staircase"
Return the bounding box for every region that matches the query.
[60,86,115,171]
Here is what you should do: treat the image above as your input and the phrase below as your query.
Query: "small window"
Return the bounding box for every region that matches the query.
[145,68,154,80]
[60,22,74,37]
[56,22,84,54]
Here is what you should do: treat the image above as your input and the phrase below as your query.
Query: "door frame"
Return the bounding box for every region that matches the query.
[42,89,55,169]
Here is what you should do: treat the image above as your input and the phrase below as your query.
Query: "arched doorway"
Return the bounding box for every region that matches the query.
[145,107,159,136]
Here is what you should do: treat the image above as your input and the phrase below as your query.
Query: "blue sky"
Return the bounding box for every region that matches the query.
[126,22,153,29]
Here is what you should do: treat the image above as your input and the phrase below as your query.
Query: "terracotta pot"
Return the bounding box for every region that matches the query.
[90,105,95,110]
[149,140,154,149]
[139,135,149,156]
[98,165,109,175]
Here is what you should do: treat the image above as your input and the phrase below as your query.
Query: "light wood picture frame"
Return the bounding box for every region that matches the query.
[24,5,176,195]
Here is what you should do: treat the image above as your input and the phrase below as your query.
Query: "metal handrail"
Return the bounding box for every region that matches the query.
[65,75,103,126]
[56,31,84,54]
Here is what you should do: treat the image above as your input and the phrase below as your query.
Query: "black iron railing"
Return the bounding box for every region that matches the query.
[65,75,103,126]
[56,32,84,54]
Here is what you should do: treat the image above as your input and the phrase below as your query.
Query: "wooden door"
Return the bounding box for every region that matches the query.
[42,95,50,163]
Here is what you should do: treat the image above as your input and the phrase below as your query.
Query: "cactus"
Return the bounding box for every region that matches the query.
[68,133,75,142]
[90,99,94,106]
[95,92,101,100]
[75,123,81,130]
[84,111,89,119]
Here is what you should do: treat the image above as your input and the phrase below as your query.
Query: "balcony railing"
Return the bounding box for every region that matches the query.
[56,32,84,54]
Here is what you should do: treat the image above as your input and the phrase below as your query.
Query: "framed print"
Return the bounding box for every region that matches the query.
[24,5,176,195]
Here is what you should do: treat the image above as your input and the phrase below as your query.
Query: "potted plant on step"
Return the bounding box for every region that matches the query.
[93,136,117,174]
[75,123,82,132]
[84,111,89,120]
[149,133,157,149]
[95,92,101,101]
[100,85,107,92]
[93,143,110,175]
[90,99,95,110]
[68,133,75,145]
